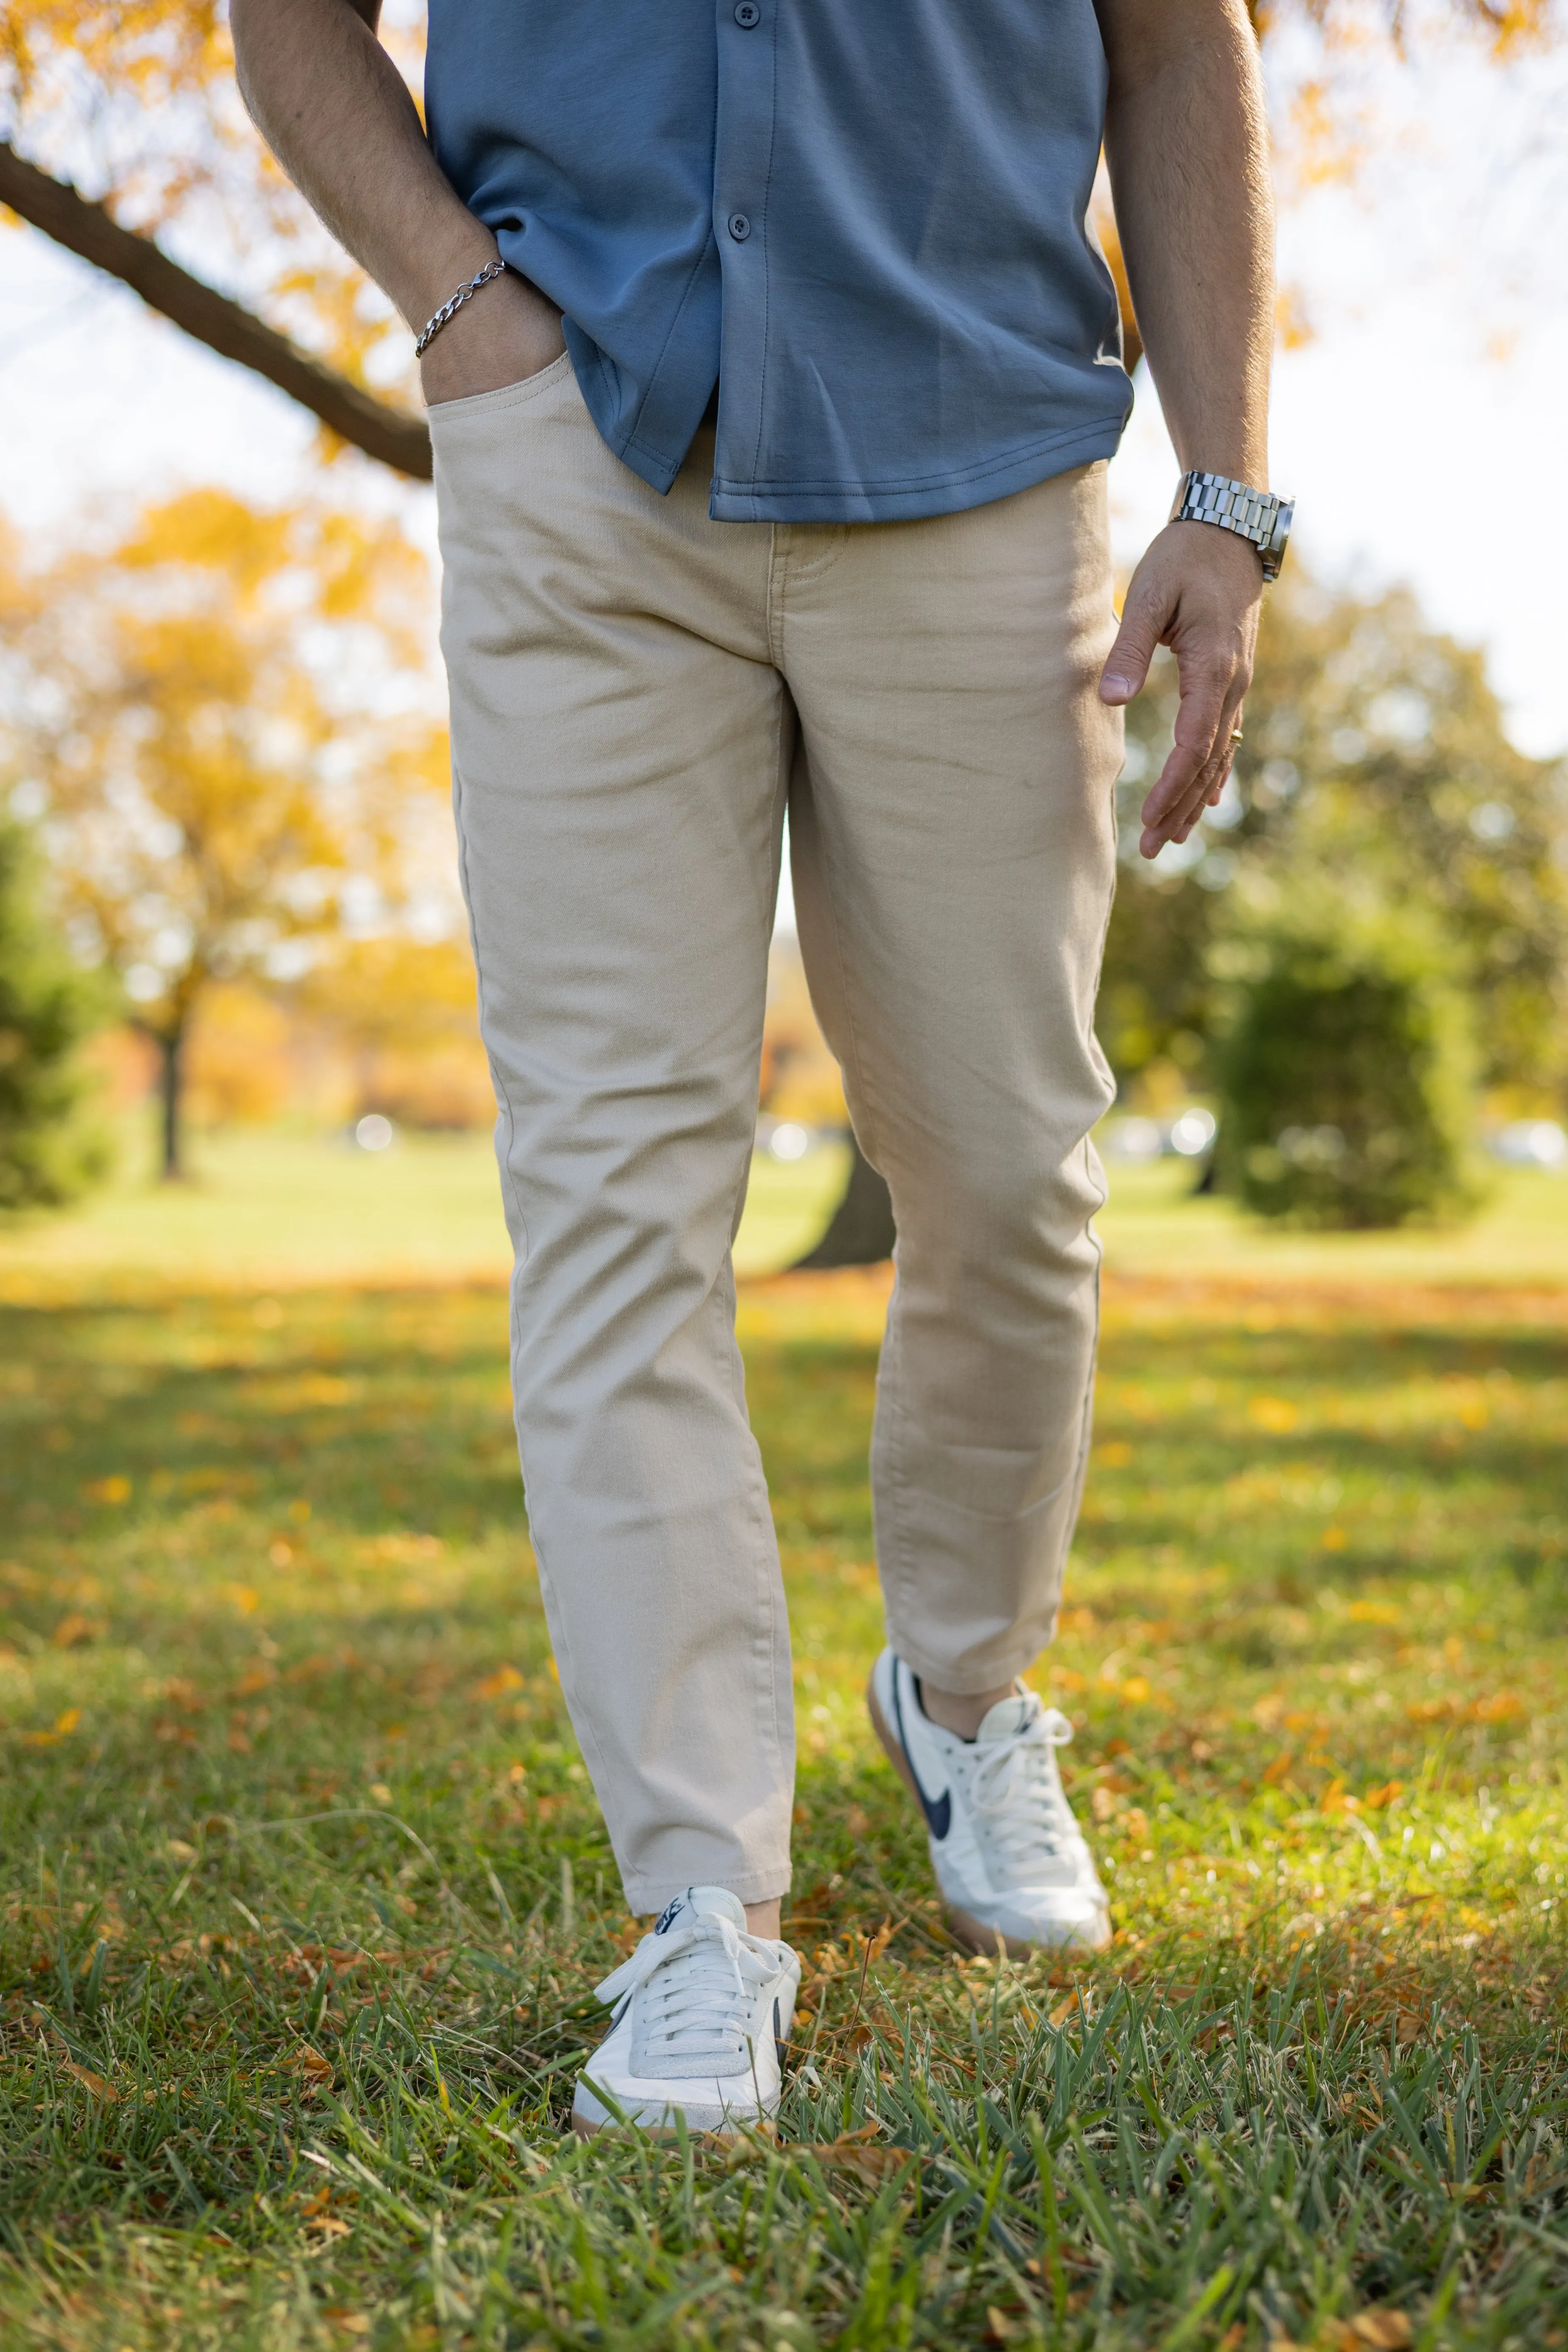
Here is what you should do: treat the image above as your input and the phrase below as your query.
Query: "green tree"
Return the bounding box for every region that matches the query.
[1101,570,1568,1109]
[0,817,110,1210]
[1211,885,1479,1227]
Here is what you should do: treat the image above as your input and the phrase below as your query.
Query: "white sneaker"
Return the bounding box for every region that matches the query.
[572,1885,801,2137]
[869,1648,1111,1954]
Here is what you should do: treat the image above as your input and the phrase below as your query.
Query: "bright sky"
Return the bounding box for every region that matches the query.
[2,16,1564,806]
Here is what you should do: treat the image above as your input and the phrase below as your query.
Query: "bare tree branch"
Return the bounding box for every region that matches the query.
[0,140,431,483]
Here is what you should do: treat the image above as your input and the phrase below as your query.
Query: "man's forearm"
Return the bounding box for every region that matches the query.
[1100,0,1273,487]
[231,0,493,329]
[1093,0,1275,859]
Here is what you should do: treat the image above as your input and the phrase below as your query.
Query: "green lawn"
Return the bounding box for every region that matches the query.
[0,1129,1565,2347]
[0,1122,854,1291]
[4,1116,1564,1291]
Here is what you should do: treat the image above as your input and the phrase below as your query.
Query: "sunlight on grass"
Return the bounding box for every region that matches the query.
[2,1112,1562,1293]
[0,1145,1565,2346]
[0,1120,853,1290]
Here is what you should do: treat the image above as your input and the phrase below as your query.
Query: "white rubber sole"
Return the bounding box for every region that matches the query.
[570,2078,770,2139]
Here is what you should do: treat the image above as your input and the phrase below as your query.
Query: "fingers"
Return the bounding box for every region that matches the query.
[1139,683,1246,859]
[1137,656,1238,854]
[1100,564,1174,707]
[1141,733,1231,857]
[1109,519,1260,858]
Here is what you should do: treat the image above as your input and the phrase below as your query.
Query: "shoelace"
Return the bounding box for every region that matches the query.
[594,1915,776,2064]
[969,1704,1078,1879]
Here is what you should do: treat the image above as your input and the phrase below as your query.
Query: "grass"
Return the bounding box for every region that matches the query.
[3,1114,1564,1291]
[0,1122,852,1290]
[0,1128,1565,2347]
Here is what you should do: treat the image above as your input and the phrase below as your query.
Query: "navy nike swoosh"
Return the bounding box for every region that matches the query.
[891,1666,952,1841]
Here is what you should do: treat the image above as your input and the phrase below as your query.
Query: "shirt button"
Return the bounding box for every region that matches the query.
[734,2,761,22]
[727,212,752,241]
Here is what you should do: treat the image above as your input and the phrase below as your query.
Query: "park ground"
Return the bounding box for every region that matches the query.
[0,1130,1565,2349]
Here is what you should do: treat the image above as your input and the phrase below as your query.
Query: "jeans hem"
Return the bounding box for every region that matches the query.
[621,1863,794,1918]
[882,1630,1056,1700]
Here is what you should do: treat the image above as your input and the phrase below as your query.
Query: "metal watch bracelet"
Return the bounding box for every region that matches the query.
[414,259,510,359]
[1172,470,1294,582]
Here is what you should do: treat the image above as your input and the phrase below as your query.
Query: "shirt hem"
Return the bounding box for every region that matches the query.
[707,415,1126,525]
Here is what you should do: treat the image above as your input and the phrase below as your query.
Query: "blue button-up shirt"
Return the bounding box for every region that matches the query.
[425,1,1133,524]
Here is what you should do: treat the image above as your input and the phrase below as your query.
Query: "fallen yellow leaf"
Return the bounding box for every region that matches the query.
[1348,2311,1412,2350]
[23,1706,84,1748]
[803,2129,908,2182]
[475,1664,525,1700]
[62,2060,119,2101]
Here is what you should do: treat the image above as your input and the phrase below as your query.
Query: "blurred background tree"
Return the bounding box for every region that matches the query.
[0,0,431,473]
[1210,884,1480,1226]
[294,933,495,1131]
[0,816,111,1212]
[0,488,447,1179]
[0,0,1561,1241]
[1102,568,1568,1123]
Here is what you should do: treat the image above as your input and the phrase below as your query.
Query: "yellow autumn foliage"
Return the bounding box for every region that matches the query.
[0,487,451,1163]
[0,0,425,390]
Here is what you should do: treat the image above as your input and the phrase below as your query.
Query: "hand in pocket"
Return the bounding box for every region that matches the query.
[420,266,567,406]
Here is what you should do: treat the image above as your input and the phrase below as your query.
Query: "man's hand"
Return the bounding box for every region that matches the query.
[417,268,567,406]
[1099,522,1262,859]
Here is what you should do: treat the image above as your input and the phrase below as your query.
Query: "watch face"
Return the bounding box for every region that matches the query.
[1265,498,1295,573]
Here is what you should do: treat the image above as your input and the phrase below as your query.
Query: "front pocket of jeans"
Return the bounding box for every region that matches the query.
[425,349,575,423]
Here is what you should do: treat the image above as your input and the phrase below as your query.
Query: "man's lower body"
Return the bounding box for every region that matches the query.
[430,357,1123,2118]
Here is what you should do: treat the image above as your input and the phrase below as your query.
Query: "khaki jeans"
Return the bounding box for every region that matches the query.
[431,356,1122,1913]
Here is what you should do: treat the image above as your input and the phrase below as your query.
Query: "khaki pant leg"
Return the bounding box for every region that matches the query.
[780,463,1123,1693]
[431,367,796,1911]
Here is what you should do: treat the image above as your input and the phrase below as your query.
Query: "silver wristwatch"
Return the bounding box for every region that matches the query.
[1172,470,1294,582]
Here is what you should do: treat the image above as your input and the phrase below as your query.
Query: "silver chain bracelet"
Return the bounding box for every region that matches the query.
[414,258,510,359]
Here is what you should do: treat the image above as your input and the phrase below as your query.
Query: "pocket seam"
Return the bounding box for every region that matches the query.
[425,350,574,423]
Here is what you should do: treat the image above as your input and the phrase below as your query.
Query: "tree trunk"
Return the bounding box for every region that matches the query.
[791,1133,896,1269]
[156,1028,187,1183]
